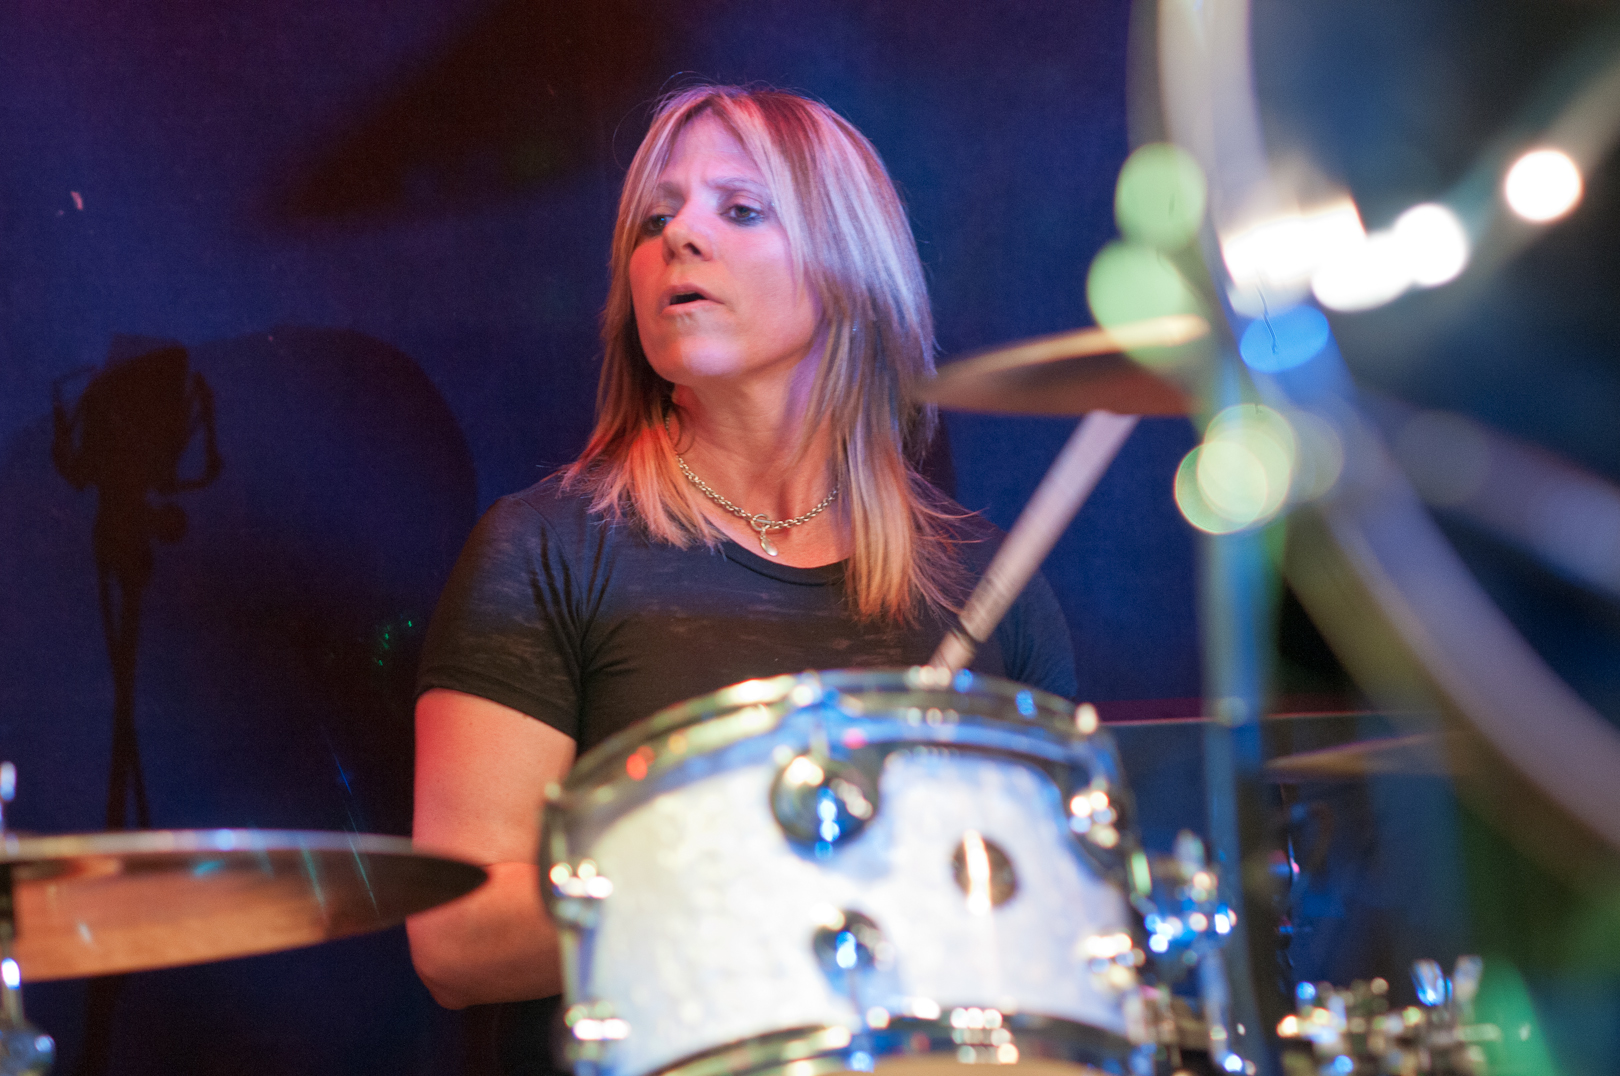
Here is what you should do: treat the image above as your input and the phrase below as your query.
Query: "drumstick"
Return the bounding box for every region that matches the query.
[931,410,1139,672]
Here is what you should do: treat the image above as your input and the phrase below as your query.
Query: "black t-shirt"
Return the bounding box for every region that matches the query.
[417,477,1077,750]
[413,477,1077,1074]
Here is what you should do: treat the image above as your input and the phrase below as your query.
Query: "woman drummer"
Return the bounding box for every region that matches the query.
[408,84,1076,1069]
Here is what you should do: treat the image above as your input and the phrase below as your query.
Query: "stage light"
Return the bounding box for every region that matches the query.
[1393,203,1470,287]
[1503,148,1582,222]
[1311,232,1411,312]
[1220,201,1365,294]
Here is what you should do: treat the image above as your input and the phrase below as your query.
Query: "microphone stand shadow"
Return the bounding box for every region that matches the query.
[52,342,222,1076]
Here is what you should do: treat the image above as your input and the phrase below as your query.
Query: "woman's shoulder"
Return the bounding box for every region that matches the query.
[470,473,617,551]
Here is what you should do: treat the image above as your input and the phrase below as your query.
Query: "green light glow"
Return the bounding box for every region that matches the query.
[1115,143,1207,250]
[1175,405,1298,533]
[1085,241,1204,358]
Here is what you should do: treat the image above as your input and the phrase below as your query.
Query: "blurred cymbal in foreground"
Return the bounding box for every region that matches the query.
[1,828,486,981]
[1265,732,1467,783]
[916,314,1205,416]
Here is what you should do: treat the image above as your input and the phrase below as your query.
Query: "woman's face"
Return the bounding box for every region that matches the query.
[629,114,821,393]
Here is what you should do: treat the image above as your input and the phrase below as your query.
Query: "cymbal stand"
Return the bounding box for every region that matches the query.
[1197,357,1286,1076]
[0,764,56,1076]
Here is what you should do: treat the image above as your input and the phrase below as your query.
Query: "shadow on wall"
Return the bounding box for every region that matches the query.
[0,328,480,1075]
[274,0,674,224]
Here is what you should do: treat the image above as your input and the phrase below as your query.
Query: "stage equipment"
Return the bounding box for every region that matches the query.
[542,668,1218,1076]
[913,315,1203,417]
[0,764,486,1075]
[1277,958,1501,1076]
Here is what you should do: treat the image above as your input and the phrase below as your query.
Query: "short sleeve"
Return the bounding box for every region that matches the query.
[993,569,1078,702]
[415,496,584,740]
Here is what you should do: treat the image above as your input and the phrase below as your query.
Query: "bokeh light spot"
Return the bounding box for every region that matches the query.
[1086,241,1204,367]
[1198,440,1272,521]
[1221,201,1365,295]
[1504,148,1582,223]
[1393,203,1470,287]
[1311,231,1412,312]
[1238,305,1331,372]
[1115,143,1207,250]
[1176,405,1299,533]
[1175,448,1246,534]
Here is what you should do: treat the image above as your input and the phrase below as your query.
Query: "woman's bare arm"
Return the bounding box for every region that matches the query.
[407,688,577,1009]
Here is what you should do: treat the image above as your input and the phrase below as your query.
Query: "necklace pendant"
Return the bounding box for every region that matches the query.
[758,530,779,557]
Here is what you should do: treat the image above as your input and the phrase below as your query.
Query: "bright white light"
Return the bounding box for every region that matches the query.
[1,959,17,989]
[1311,231,1412,312]
[1393,204,1470,287]
[1221,201,1365,293]
[1505,149,1582,222]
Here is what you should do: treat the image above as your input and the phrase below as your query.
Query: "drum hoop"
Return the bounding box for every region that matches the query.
[638,1013,1135,1076]
[556,668,1086,807]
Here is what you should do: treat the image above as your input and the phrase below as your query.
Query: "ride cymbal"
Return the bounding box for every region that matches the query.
[916,314,1205,416]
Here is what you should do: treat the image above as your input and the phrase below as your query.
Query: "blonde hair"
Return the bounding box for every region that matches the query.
[564,85,964,621]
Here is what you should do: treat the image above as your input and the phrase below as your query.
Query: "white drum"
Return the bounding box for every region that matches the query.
[543,668,1149,1076]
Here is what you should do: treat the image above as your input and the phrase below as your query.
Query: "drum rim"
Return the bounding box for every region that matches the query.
[632,1012,1136,1076]
[556,667,1083,803]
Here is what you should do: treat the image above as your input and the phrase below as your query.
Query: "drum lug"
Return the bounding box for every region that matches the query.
[1134,831,1233,971]
[564,999,630,1068]
[771,753,880,854]
[1065,731,1137,874]
[811,909,894,981]
[547,858,613,929]
[1067,779,1124,852]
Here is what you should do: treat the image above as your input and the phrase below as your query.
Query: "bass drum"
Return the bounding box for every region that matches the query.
[543,668,1149,1076]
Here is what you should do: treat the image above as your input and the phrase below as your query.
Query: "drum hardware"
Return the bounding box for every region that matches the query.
[810,909,893,981]
[0,761,486,1074]
[543,670,1146,1076]
[0,765,53,1076]
[564,999,632,1070]
[769,752,880,854]
[1276,957,1498,1076]
[1068,780,1124,852]
[1120,831,1247,1076]
[547,859,614,930]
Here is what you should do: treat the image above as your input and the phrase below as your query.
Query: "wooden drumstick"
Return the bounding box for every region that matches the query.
[931,410,1139,672]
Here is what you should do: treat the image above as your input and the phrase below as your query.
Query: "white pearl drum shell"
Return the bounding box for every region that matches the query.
[583,749,1132,1076]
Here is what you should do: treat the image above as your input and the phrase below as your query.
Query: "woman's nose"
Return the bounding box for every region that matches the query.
[662,208,710,259]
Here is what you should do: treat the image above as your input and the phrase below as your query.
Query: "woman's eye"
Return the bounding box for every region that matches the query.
[641,213,672,236]
[725,203,765,225]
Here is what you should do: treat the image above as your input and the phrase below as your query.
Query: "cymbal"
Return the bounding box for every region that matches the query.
[0,829,486,982]
[1265,733,1461,782]
[916,315,1205,416]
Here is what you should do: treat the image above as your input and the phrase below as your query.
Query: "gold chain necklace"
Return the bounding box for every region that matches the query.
[665,416,839,557]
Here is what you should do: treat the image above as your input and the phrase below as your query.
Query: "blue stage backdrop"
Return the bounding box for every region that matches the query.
[0,2,1205,1072]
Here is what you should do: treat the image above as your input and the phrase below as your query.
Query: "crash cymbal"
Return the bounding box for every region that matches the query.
[916,314,1205,416]
[1265,732,1463,782]
[0,829,485,982]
